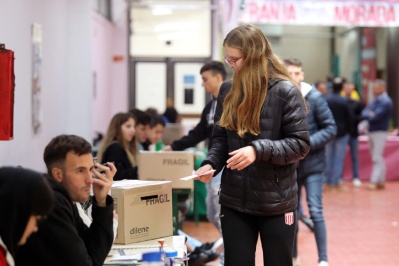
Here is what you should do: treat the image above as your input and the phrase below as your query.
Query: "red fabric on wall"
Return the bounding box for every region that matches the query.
[0,46,15,140]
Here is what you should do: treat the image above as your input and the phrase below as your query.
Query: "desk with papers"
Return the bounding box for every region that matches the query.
[104,235,187,265]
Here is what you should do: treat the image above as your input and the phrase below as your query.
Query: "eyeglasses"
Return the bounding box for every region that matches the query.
[224,56,242,67]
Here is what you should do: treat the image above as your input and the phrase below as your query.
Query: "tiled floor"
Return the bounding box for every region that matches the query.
[183,181,399,266]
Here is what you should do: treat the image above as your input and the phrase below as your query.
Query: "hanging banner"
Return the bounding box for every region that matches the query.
[219,0,243,36]
[240,1,399,27]
[360,28,377,104]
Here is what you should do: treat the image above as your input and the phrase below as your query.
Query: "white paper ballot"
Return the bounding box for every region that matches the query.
[110,254,141,261]
[180,169,216,180]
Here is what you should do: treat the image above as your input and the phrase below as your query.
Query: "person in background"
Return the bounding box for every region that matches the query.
[342,81,364,187]
[283,58,316,232]
[145,107,160,118]
[324,77,352,191]
[143,113,166,151]
[195,24,310,265]
[129,108,152,151]
[162,60,227,264]
[162,107,181,124]
[341,83,360,101]
[314,80,328,96]
[0,167,54,266]
[16,134,116,266]
[284,58,336,266]
[361,79,393,190]
[178,229,219,266]
[97,112,138,180]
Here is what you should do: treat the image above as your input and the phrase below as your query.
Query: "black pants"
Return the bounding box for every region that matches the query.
[220,206,297,266]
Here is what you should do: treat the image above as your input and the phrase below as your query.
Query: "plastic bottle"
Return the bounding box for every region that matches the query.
[163,250,185,266]
[155,140,164,151]
[141,251,164,265]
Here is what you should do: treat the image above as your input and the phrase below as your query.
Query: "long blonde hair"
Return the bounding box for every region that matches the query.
[97,112,137,166]
[219,24,295,137]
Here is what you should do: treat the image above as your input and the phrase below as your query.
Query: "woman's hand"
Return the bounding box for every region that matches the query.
[194,164,214,183]
[226,146,256,171]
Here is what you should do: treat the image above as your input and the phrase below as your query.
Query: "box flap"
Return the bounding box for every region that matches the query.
[112,180,171,189]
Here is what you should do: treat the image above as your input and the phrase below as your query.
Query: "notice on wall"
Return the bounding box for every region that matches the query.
[174,63,204,114]
[32,23,43,134]
[240,0,399,27]
[183,75,195,105]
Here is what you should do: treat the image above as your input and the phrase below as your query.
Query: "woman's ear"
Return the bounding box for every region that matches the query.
[52,168,63,183]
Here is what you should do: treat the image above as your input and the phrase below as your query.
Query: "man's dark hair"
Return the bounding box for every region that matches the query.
[43,134,92,174]
[148,114,166,129]
[163,107,179,124]
[283,58,303,68]
[129,108,151,126]
[332,77,344,93]
[200,61,227,80]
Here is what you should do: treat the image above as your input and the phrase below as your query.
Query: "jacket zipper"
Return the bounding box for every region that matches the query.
[276,176,284,200]
[242,167,248,211]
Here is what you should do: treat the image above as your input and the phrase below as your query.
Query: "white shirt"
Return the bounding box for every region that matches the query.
[300,82,313,98]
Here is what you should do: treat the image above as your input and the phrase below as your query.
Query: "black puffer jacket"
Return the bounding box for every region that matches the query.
[202,79,310,216]
[297,87,337,179]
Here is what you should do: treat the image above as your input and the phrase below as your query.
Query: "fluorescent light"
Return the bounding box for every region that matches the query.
[154,22,201,32]
[152,7,173,16]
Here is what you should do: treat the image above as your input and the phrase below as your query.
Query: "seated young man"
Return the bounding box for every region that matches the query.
[129,108,152,150]
[142,114,166,151]
[16,134,117,266]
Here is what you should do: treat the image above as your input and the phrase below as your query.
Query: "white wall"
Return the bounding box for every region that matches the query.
[91,12,114,136]
[0,0,92,171]
[258,25,332,84]
[91,0,129,138]
[280,26,332,84]
[110,0,129,120]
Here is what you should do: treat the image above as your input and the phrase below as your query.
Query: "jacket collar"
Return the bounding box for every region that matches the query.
[0,237,15,266]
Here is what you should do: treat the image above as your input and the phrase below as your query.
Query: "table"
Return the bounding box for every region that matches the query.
[343,135,399,181]
[172,189,192,234]
[104,235,187,265]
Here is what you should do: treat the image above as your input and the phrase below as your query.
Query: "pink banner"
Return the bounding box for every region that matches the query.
[240,1,399,26]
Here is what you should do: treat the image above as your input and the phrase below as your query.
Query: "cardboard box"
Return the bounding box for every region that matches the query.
[111,180,173,244]
[138,151,194,189]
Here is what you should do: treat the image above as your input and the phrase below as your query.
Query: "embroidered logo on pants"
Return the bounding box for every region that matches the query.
[285,212,294,225]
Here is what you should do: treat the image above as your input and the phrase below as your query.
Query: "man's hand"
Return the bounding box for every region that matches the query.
[92,162,116,207]
[113,210,119,221]
[226,146,256,171]
[161,145,173,151]
[194,164,214,183]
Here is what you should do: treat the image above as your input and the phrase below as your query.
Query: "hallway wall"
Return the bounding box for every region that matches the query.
[92,0,129,136]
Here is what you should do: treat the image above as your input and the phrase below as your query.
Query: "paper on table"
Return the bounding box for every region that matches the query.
[180,169,216,181]
[110,254,141,261]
